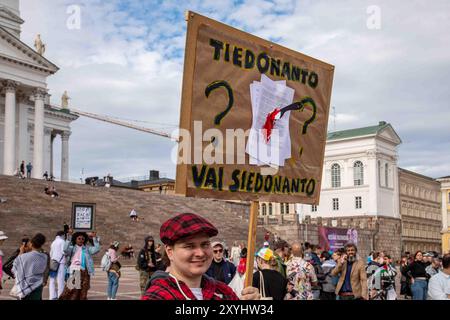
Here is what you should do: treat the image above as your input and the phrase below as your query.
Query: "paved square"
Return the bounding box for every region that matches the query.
[0,266,142,300]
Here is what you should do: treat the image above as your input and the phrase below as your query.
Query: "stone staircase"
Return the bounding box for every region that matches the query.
[0,175,265,263]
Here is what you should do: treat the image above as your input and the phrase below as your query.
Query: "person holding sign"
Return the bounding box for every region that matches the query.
[142,213,260,300]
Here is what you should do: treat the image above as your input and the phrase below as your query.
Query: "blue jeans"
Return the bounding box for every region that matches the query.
[107,272,119,299]
[411,279,427,300]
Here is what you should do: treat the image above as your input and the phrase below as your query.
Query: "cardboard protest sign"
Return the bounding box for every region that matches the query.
[175,11,334,204]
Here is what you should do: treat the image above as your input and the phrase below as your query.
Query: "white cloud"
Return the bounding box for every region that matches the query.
[17,0,450,180]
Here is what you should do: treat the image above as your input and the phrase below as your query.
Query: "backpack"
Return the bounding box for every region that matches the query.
[101,251,111,271]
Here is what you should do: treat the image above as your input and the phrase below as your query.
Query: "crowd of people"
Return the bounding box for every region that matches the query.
[139,214,449,301]
[1,213,449,301]
[0,228,101,300]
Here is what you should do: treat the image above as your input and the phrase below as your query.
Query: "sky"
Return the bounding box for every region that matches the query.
[18,0,450,181]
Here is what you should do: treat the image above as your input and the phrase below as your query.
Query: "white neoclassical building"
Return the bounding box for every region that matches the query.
[299,121,401,218]
[259,121,402,220]
[298,121,402,219]
[0,0,77,181]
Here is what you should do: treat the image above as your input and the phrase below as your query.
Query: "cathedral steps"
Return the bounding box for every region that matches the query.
[0,175,265,263]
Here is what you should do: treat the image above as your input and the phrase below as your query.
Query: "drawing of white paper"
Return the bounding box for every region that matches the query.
[246,74,294,167]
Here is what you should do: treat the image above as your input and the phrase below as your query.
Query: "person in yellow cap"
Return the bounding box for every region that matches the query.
[253,247,288,300]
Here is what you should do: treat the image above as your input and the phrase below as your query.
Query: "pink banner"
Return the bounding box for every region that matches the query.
[318,226,358,251]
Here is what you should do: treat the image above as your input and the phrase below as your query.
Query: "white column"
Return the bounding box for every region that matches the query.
[61,130,71,182]
[32,88,47,179]
[43,127,52,175]
[392,156,400,219]
[2,80,18,175]
[27,123,33,161]
[17,94,30,165]
[50,133,55,177]
[367,150,378,216]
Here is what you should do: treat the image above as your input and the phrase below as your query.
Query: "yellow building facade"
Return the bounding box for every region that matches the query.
[399,169,442,254]
[437,176,450,254]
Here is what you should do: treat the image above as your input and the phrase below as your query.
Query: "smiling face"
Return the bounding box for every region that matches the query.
[166,234,213,279]
[346,246,356,258]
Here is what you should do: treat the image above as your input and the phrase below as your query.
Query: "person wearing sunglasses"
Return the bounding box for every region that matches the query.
[206,241,236,285]
[59,230,100,300]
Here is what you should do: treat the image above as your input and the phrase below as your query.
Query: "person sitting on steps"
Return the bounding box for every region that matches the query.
[44,185,59,198]
[50,186,59,198]
[129,208,138,221]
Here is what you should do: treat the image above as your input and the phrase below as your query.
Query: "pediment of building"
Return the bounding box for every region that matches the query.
[0,26,58,74]
[377,125,402,145]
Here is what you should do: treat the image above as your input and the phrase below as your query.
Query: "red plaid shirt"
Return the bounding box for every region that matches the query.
[142,275,239,300]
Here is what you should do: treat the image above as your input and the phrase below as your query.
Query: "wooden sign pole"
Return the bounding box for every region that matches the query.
[244,200,259,287]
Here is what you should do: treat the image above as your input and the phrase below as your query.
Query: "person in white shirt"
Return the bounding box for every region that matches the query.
[49,231,66,300]
[230,241,241,266]
[427,254,450,300]
[129,208,138,221]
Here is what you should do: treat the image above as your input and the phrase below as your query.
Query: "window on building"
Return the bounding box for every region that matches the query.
[331,164,341,188]
[285,203,290,214]
[269,203,273,215]
[332,198,339,211]
[262,204,267,216]
[355,196,362,209]
[311,205,317,212]
[385,163,389,187]
[353,161,364,186]
[280,203,284,215]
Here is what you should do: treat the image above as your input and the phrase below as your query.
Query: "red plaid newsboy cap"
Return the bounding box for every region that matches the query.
[160,213,218,245]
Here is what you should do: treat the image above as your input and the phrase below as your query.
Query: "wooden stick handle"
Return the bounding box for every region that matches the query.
[244,201,259,288]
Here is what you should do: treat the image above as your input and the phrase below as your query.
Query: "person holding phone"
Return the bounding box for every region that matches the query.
[331,243,368,300]
[12,233,48,300]
[59,230,100,300]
